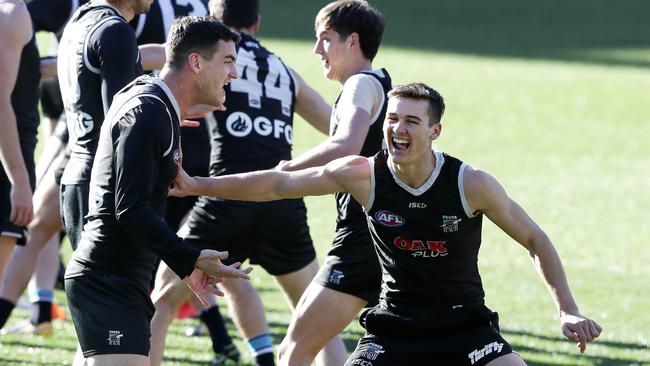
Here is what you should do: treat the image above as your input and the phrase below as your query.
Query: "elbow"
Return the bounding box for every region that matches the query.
[526,229,552,257]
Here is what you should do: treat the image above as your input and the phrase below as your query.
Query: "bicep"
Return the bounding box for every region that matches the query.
[98,23,140,111]
[467,169,542,250]
[330,106,372,154]
[0,17,30,98]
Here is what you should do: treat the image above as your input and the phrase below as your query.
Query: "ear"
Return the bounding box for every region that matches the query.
[431,123,442,140]
[188,53,201,73]
[252,15,261,34]
[348,32,359,49]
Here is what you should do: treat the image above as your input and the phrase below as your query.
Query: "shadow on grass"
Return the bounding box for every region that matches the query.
[260,0,650,68]
[0,337,77,352]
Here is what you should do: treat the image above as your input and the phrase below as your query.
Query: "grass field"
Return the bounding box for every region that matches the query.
[2,1,650,365]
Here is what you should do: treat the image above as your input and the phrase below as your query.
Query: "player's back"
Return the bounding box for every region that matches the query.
[208,33,298,176]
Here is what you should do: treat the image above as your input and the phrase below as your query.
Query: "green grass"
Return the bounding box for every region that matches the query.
[3,1,650,364]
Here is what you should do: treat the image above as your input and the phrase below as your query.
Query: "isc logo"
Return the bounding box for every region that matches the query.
[375,210,405,227]
[225,111,292,144]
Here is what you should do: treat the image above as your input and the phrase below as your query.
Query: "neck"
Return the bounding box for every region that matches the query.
[159,67,192,116]
[389,150,436,188]
[103,0,134,22]
[233,27,255,36]
[340,59,373,84]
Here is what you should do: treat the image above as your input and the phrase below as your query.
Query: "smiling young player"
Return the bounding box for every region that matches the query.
[169,82,602,366]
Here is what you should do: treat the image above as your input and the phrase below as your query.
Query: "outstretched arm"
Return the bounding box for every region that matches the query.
[170,155,372,205]
[464,166,602,353]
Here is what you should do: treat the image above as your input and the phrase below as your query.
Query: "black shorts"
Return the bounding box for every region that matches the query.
[181,197,316,276]
[39,77,64,119]
[0,146,36,246]
[60,182,89,250]
[345,305,514,366]
[65,273,154,357]
[314,225,382,305]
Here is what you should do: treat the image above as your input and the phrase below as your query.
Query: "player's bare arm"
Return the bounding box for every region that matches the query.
[291,67,331,135]
[139,43,166,71]
[0,1,34,226]
[278,106,371,171]
[171,155,372,204]
[463,165,602,353]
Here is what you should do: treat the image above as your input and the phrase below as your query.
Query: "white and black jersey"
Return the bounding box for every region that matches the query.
[130,0,207,44]
[208,33,298,175]
[333,69,391,233]
[58,2,143,185]
[66,75,201,292]
[365,150,485,317]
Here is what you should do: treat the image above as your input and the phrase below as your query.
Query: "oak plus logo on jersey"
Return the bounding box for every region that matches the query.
[393,236,448,258]
[225,112,292,144]
[375,210,405,227]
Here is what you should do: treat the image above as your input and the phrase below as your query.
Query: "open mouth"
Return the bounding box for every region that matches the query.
[391,136,410,151]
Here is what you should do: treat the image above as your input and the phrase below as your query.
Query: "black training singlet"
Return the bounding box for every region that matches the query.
[58,2,143,184]
[10,32,40,154]
[208,33,298,176]
[366,150,485,317]
[332,69,391,235]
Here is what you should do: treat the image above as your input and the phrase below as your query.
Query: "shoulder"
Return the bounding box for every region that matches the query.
[463,165,508,212]
[343,73,383,94]
[96,17,134,40]
[0,1,32,47]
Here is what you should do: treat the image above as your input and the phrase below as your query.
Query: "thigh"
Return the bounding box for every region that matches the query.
[314,233,382,305]
[254,199,316,276]
[65,274,153,358]
[150,261,192,306]
[285,282,366,350]
[87,353,150,366]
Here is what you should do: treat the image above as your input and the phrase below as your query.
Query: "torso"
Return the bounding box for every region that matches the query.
[366,150,485,318]
[208,33,298,176]
[58,2,143,184]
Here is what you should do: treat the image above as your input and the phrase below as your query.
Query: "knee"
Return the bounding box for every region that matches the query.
[278,336,318,365]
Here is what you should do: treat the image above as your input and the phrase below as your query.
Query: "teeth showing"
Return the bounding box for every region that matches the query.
[392,137,409,144]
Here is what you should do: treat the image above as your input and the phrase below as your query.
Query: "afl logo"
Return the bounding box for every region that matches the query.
[375,210,405,227]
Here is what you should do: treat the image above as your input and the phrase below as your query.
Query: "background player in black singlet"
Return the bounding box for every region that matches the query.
[0,0,40,291]
[168,82,603,365]
[272,1,390,364]
[149,1,339,365]
[65,16,252,366]
[57,0,150,251]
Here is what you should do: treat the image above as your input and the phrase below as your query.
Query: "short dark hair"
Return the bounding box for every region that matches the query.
[209,0,259,29]
[315,0,384,61]
[166,16,240,70]
[388,83,445,125]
